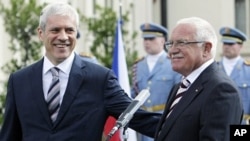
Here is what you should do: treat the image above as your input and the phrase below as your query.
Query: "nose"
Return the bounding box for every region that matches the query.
[168,47,181,56]
[58,30,69,40]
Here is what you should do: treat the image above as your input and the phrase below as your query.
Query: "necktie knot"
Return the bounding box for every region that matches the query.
[181,78,190,89]
[51,67,59,77]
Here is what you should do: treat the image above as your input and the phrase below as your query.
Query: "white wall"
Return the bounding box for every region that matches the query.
[168,0,234,59]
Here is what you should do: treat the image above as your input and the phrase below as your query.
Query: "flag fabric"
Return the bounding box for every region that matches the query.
[103,19,138,141]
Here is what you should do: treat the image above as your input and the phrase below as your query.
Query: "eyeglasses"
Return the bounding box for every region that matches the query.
[164,40,205,51]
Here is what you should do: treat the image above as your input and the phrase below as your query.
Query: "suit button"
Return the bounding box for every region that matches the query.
[148,81,152,85]
[147,99,151,104]
[243,83,247,87]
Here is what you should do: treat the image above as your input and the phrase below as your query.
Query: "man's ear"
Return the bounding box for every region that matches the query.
[37,27,43,41]
[203,42,212,57]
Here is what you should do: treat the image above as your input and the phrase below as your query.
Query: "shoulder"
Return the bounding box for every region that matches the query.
[79,52,99,64]
[133,56,145,64]
[11,59,43,78]
[79,52,94,58]
[244,59,250,66]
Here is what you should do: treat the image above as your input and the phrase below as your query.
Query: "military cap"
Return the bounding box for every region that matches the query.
[140,23,168,38]
[219,27,248,44]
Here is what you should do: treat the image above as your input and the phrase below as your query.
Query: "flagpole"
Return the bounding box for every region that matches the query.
[118,1,129,141]
[119,0,122,21]
[113,1,138,141]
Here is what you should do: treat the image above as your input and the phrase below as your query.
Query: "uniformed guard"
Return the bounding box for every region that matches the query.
[218,27,250,124]
[131,23,181,141]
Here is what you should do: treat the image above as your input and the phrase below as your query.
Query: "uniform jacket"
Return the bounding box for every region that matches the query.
[131,53,181,113]
[218,57,250,124]
[0,54,161,141]
[155,62,243,141]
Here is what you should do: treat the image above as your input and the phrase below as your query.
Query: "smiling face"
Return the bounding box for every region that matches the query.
[168,23,211,76]
[38,15,77,65]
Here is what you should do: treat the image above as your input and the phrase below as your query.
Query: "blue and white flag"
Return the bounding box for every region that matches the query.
[111,19,138,141]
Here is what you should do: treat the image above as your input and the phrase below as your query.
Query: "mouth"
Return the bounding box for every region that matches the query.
[170,53,184,59]
[53,44,70,48]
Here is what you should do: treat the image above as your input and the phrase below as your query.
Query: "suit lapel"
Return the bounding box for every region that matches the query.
[30,59,52,125]
[54,55,86,127]
[154,84,179,141]
[158,81,204,140]
[157,63,216,140]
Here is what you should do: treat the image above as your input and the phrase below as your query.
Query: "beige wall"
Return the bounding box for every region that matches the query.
[168,0,250,59]
[168,0,232,60]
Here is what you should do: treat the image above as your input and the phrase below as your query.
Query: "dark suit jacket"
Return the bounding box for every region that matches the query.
[155,62,243,141]
[0,54,161,141]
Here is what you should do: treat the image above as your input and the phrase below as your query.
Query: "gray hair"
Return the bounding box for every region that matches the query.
[176,17,218,58]
[39,2,79,31]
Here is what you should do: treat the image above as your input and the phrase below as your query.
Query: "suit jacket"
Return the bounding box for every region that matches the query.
[0,54,161,141]
[155,62,243,141]
[131,53,181,113]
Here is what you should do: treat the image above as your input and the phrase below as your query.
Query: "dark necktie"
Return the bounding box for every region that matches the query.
[47,67,60,123]
[157,78,190,137]
[166,78,190,118]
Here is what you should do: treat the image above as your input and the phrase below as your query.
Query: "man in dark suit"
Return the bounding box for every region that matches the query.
[155,17,243,141]
[0,2,161,141]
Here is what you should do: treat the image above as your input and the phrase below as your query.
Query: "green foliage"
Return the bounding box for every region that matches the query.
[0,0,45,73]
[80,4,138,77]
[0,0,45,125]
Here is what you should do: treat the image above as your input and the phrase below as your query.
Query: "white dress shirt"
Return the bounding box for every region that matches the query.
[222,56,240,76]
[147,51,165,72]
[185,59,214,88]
[43,53,75,104]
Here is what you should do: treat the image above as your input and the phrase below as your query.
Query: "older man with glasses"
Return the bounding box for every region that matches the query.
[155,17,243,141]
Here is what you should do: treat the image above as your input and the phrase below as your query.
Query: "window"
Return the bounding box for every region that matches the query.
[235,0,249,35]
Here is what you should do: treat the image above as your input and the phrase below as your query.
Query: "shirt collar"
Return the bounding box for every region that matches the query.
[222,56,241,66]
[147,51,165,61]
[43,52,75,75]
[185,58,214,84]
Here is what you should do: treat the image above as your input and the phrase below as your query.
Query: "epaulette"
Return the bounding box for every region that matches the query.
[244,60,250,66]
[133,56,144,64]
[79,52,93,58]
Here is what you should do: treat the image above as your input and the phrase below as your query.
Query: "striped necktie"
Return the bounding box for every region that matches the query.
[166,78,190,117]
[47,67,60,123]
[157,78,190,137]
